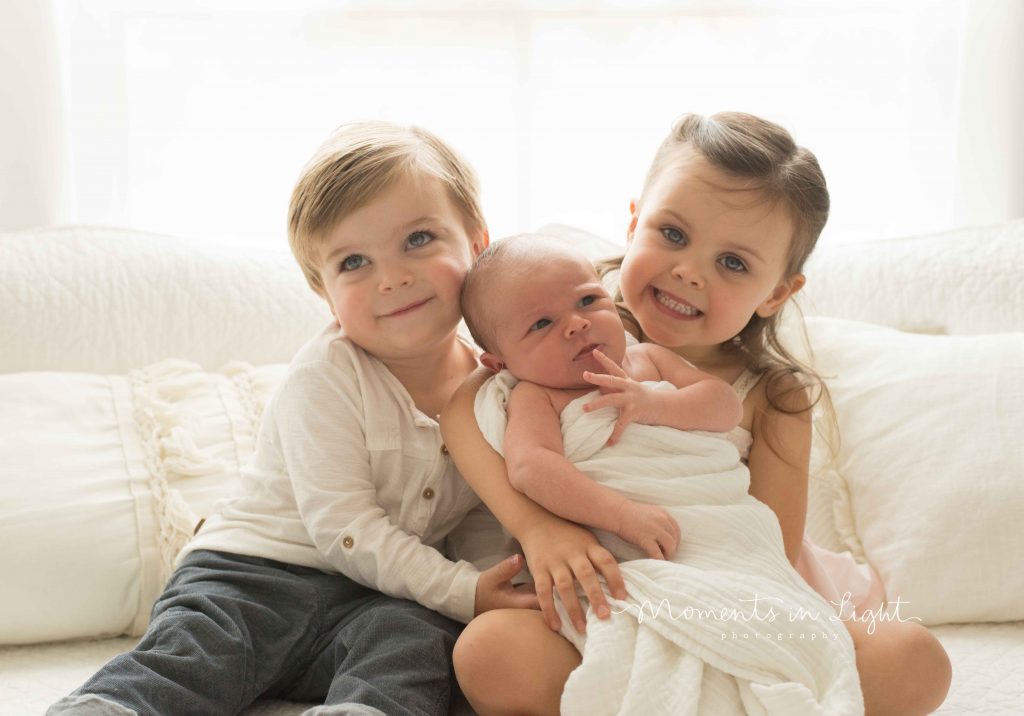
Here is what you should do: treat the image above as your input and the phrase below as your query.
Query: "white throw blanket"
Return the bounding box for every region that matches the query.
[476,371,863,716]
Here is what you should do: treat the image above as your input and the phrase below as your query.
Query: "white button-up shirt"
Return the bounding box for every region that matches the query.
[181,323,483,623]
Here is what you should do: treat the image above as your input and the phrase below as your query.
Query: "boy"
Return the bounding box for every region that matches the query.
[48,122,535,716]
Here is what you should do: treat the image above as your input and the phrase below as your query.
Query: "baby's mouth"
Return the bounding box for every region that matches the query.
[573,343,601,360]
[653,287,703,317]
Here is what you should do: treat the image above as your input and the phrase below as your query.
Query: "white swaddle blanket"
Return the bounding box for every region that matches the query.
[475,371,863,716]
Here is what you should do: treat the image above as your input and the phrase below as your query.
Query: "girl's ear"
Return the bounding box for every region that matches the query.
[755,273,806,318]
[480,352,504,373]
[472,230,490,258]
[626,199,639,243]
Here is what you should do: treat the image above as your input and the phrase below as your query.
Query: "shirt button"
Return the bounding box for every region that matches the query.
[342,536,354,549]
[422,488,435,500]
[440,444,449,456]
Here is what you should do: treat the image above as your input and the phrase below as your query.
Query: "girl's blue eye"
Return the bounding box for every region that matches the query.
[341,255,368,272]
[661,227,686,245]
[407,231,434,248]
[721,255,747,273]
[529,318,552,332]
[579,295,597,307]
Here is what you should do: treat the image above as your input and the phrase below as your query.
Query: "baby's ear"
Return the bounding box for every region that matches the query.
[480,352,504,372]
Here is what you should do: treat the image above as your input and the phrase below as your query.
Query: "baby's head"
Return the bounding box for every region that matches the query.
[462,234,627,389]
[288,121,487,301]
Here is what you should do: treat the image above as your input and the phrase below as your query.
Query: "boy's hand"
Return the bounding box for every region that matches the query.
[582,349,661,445]
[473,554,539,616]
[614,498,680,560]
[519,519,626,634]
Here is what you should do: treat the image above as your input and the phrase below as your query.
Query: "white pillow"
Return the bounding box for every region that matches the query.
[0,361,286,645]
[801,317,1024,625]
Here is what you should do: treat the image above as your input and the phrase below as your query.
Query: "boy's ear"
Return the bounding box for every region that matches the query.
[755,273,806,318]
[626,199,639,243]
[471,230,490,258]
[480,352,504,373]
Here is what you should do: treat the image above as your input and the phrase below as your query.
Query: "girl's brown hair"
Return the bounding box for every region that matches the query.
[598,111,833,449]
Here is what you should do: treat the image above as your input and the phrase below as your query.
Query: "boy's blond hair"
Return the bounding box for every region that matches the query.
[288,121,487,298]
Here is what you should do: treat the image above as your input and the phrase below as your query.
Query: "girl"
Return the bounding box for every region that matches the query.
[442,112,952,716]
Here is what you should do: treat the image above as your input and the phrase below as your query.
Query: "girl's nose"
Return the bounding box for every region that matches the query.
[671,258,704,289]
[565,315,591,338]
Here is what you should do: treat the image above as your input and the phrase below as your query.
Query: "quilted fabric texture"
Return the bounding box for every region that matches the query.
[0,225,331,373]
[799,218,1024,334]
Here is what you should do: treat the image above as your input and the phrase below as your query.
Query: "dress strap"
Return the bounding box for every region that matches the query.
[731,369,763,402]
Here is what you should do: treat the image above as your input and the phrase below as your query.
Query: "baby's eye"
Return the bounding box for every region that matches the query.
[720,255,748,273]
[661,227,687,245]
[529,318,552,332]
[341,255,369,272]
[407,231,435,249]
[579,294,598,307]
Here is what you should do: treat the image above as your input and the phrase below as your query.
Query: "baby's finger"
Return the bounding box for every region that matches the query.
[582,371,628,391]
[640,537,662,560]
[583,393,622,414]
[592,349,628,377]
[607,414,631,445]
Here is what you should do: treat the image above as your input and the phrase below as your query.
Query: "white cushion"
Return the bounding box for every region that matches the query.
[0,225,330,373]
[800,218,1024,335]
[0,361,286,645]
[799,317,1024,625]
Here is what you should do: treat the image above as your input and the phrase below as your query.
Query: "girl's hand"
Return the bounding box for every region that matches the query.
[582,349,659,445]
[473,554,540,616]
[615,498,681,560]
[519,519,626,634]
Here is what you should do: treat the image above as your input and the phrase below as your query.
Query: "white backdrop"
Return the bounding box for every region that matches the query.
[2,0,1022,247]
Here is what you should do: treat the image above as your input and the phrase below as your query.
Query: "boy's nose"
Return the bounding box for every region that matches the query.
[377,267,415,293]
[564,315,591,338]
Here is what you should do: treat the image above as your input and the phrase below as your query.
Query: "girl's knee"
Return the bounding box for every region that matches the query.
[454,610,575,716]
[898,624,952,711]
[853,621,951,716]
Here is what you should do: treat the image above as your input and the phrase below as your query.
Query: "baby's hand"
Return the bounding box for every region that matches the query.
[615,499,680,560]
[583,349,658,445]
[473,554,539,616]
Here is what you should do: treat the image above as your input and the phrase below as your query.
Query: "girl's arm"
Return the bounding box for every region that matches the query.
[745,373,812,566]
[505,381,680,560]
[440,367,626,633]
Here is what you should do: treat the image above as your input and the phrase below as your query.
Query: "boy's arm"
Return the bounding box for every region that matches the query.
[441,367,625,633]
[584,345,742,443]
[505,381,678,560]
[276,359,530,624]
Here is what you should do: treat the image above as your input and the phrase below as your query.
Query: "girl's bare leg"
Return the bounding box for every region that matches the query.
[454,609,580,716]
[849,619,952,716]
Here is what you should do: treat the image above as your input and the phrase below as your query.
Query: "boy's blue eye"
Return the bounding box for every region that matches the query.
[720,255,747,273]
[579,295,597,307]
[661,227,687,245]
[341,255,368,272]
[407,231,434,248]
[529,318,552,332]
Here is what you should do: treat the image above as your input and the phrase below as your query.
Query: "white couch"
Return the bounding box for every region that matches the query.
[2,222,1022,715]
